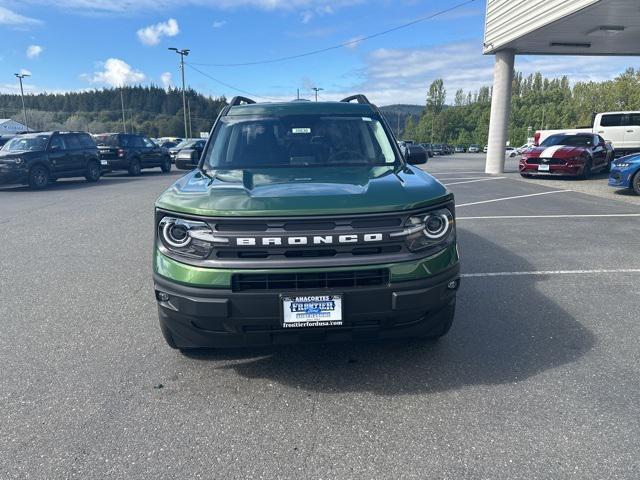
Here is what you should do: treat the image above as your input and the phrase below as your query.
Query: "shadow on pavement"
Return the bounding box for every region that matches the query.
[185,231,595,395]
[0,170,182,193]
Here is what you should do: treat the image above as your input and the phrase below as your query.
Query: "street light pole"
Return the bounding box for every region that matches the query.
[120,88,127,133]
[169,47,190,139]
[312,87,324,102]
[14,73,30,130]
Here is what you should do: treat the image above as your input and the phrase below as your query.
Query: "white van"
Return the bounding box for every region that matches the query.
[535,111,640,155]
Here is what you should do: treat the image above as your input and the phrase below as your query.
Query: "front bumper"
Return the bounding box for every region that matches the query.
[155,265,459,348]
[608,168,635,188]
[154,243,460,348]
[519,163,584,176]
[0,166,28,185]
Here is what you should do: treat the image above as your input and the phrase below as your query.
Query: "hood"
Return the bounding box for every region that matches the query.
[525,145,586,158]
[0,150,41,160]
[156,165,451,217]
[615,154,640,165]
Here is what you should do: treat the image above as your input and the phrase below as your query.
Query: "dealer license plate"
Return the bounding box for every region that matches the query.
[538,164,550,172]
[282,295,343,328]
[100,160,108,166]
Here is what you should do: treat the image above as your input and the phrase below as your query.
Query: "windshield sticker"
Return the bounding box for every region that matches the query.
[362,117,372,122]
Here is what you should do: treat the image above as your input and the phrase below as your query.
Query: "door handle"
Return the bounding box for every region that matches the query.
[627,130,634,133]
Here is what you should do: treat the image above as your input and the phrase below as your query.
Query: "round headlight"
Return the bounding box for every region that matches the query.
[162,221,191,248]
[423,213,450,239]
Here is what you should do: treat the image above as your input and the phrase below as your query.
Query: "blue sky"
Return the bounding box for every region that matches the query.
[1,0,638,105]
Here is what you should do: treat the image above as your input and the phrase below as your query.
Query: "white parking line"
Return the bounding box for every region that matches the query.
[444,177,506,186]
[462,269,640,278]
[458,213,640,220]
[434,177,489,181]
[457,190,572,208]
[427,171,486,175]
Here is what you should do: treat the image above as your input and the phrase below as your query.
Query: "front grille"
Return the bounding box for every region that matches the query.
[232,269,390,292]
[526,158,565,165]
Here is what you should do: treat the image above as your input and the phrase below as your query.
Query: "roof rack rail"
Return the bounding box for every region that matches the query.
[229,96,256,106]
[340,95,371,105]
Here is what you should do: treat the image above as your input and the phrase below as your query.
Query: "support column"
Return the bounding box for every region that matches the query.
[485,49,515,174]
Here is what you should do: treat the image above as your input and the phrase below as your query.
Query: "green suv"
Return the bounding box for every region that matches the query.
[153,95,460,350]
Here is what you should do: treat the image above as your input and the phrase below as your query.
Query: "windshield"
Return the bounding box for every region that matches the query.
[540,134,593,147]
[2,135,49,152]
[203,114,398,169]
[175,140,199,149]
[94,134,120,147]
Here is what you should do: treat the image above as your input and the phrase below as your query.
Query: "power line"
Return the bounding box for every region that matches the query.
[190,0,477,67]
[186,63,284,101]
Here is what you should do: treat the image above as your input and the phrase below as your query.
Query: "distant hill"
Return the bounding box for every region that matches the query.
[379,104,424,138]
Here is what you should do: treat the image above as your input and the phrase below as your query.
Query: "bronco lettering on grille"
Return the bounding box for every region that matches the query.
[234,234,385,247]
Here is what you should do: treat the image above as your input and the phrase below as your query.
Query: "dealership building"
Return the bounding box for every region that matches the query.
[484,0,640,173]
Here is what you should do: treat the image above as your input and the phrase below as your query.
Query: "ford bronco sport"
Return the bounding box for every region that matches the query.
[153,95,460,350]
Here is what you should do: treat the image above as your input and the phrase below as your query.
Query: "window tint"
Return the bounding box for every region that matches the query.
[49,136,65,151]
[131,136,145,148]
[94,134,120,147]
[63,134,82,150]
[204,114,397,169]
[79,134,96,148]
[626,113,640,126]
[600,114,623,127]
[143,138,155,148]
[540,134,593,148]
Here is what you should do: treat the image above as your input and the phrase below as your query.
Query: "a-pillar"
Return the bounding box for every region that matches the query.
[485,49,515,174]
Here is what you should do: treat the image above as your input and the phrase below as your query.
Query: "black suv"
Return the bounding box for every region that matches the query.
[0,131,101,189]
[94,133,172,176]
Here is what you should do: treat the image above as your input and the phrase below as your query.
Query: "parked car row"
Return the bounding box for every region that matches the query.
[0,131,207,190]
[519,131,640,195]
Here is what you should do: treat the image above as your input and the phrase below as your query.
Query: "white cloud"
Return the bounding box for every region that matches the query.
[83,58,145,87]
[212,20,226,28]
[19,69,32,76]
[137,18,179,46]
[160,72,172,89]
[26,45,43,59]
[0,6,42,26]
[341,41,640,106]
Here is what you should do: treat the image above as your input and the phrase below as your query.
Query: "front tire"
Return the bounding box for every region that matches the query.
[28,165,50,190]
[580,157,592,179]
[632,171,640,195]
[160,156,172,173]
[128,158,142,176]
[85,160,101,182]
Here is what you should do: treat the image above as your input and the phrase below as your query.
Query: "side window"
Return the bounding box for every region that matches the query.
[120,135,130,147]
[627,113,640,126]
[79,134,96,148]
[143,138,155,148]
[49,136,65,151]
[600,114,623,127]
[132,136,145,148]
[63,134,82,150]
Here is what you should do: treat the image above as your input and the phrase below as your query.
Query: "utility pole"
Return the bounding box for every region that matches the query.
[120,88,127,133]
[297,89,300,100]
[187,98,193,138]
[397,111,401,138]
[14,72,30,130]
[169,47,190,139]
[312,87,323,102]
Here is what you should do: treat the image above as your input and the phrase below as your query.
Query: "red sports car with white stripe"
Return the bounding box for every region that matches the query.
[520,133,614,179]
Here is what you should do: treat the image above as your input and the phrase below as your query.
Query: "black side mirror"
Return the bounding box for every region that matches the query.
[406,149,427,165]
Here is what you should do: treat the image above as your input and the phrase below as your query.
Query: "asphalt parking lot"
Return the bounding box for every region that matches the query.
[2,160,639,479]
